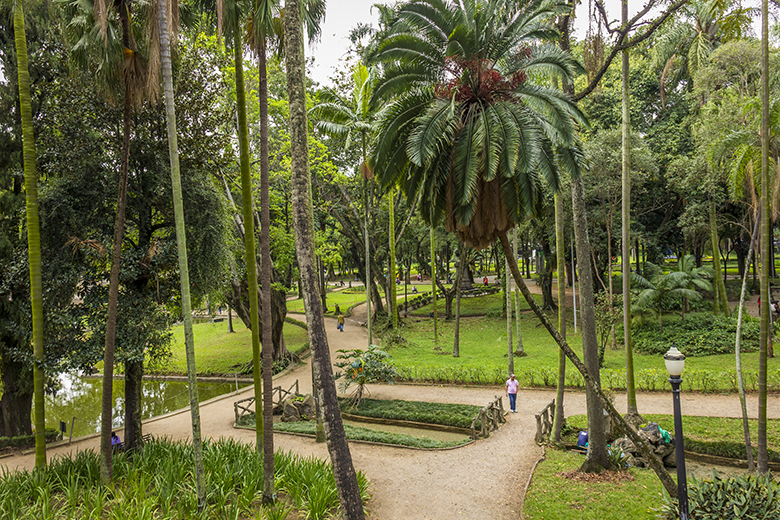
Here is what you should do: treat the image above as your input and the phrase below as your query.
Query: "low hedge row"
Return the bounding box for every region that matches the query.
[0,428,59,450]
[395,364,780,393]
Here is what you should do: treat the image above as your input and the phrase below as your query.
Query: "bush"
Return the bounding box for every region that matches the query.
[658,472,780,520]
[632,313,760,356]
[0,428,60,450]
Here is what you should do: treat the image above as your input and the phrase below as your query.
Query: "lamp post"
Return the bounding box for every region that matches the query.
[664,345,689,520]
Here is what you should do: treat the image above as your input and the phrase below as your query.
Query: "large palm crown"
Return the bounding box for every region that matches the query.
[369,0,586,249]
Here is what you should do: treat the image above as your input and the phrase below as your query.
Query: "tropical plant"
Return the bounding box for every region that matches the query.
[334,346,397,407]
[311,62,382,343]
[370,0,678,492]
[155,0,206,508]
[651,0,754,106]
[59,0,152,479]
[285,0,366,517]
[12,0,45,468]
[629,261,713,332]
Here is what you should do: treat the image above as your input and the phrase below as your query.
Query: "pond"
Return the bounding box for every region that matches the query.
[45,372,247,438]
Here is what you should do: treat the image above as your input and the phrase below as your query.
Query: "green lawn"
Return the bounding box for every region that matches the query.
[286,283,444,314]
[390,304,775,392]
[524,449,664,520]
[153,320,309,376]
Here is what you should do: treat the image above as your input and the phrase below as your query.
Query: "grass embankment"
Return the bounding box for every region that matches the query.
[0,438,369,519]
[153,320,308,376]
[391,294,777,392]
[565,414,780,463]
[238,398,478,449]
[524,448,664,520]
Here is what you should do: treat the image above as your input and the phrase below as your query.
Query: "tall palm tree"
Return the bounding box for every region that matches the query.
[156,0,206,508]
[285,0,366,517]
[61,0,149,481]
[370,0,678,493]
[759,0,770,475]
[652,0,753,106]
[13,0,45,468]
[311,62,381,344]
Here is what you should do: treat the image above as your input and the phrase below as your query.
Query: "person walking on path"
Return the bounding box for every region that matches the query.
[337,313,345,332]
[506,374,519,413]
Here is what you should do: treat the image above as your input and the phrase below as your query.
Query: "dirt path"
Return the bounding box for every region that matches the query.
[2,298,776,519]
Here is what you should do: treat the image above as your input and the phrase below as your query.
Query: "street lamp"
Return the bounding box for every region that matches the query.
[664,345,689,520]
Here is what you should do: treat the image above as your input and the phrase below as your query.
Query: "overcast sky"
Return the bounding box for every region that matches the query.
[306,0,661,86]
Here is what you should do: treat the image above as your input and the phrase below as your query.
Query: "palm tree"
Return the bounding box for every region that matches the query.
[156,0,206,508]
[370,0,678,493]
[61,0,150,480]
[676,254,714,319]
[629,261,712,332]
[13,0,45,468]
[759,0,770,475]
[285,0,366,517]
[652,0,753,106]
[310,62,381,344]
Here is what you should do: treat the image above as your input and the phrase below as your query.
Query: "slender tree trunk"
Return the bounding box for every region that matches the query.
[431,225,439,350]
[513,228,525,355]
[257,36,275,503]
[710,202,730,316]
[14,3,45,469]
[364,175,372,345]
[158,1,205,507]
[506,254,514,375]
[285,5,365,517]
[500,233,677,495]
[389,189,397,330]
[570,179,611,472]
[453,244,465,357]
[99,0,132,480]
[552,194,566,442]
[621,0,638,418]
[234,30,263,466]
[736,212,760,471]
[758,0,770,474]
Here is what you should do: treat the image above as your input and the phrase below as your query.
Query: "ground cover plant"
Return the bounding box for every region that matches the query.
[391,311,776,392]
[0,438,369,519]
[271,421,470,449]
[565,414,780,462]
[337,397,481,429]
[158,321,308,376]
[524,448,663,519]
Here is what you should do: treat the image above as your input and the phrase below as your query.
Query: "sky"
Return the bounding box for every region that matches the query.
[306,0,657,87]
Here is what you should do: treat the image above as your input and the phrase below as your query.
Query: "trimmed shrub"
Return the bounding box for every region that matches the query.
[632,313,760,356]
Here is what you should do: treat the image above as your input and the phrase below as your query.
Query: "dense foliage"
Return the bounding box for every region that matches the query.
[631,313,760,356]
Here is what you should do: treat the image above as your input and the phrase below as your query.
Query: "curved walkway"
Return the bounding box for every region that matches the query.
[1,297,776,519]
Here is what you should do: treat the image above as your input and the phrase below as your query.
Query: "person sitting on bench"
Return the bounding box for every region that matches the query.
[111,431,124,452]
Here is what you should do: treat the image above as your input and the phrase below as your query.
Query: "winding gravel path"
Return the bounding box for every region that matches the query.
[1,288,777,519]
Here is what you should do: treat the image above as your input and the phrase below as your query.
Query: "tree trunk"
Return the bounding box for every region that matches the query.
[736,211,760,471]
[431,225,439,349]
[100,0,132,481]
[621,0,638,418]
[513,228,525,355]
[453,244,465,357]
[257,35,276,505]
[0,358,33,438]
[506,253,514,375]
[124,359,143,451]
[285,4,365,517]
[232,25,265,480]
[14,3,45,468]
[389,189,398,330]
[759,0,770,474]
[364,175,372,346]
[552,193,566,442]
[710,202,730,317]
[158,1,206,507]
[500,233,678,495]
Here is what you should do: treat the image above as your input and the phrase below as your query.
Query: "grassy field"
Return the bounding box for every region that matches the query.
[154,320,309,376]
[390,304,775,392]
[524,448,664,520]
[287,283,445,314]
